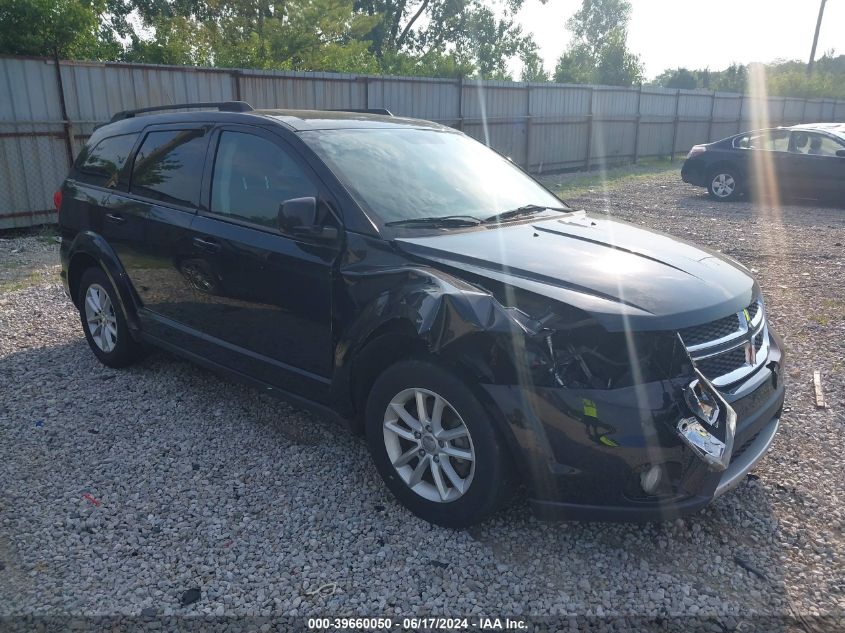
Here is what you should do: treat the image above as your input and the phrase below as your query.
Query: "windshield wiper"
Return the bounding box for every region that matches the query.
[483,204,569,224]
[385,215,482,228]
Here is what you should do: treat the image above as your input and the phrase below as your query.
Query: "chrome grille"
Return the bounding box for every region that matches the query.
[678,314,740,346]
[696,346,746,378]
[678,298,768,389]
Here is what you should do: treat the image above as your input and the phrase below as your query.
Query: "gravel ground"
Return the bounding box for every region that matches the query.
[1,172,844,627]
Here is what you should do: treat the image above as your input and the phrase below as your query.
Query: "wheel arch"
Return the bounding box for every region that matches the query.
[342,315,521,424]
[66,231,143,340]
[346,318,428,433]
[342,318,527,488]
[707,160,745,184]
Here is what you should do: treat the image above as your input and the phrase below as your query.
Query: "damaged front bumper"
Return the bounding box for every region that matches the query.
[482,330,785,522]
[676,371,736,471]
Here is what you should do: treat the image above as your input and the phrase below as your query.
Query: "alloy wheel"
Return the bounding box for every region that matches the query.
[84,283,118,353]
[711,173,736,198]
[382,388,476,503]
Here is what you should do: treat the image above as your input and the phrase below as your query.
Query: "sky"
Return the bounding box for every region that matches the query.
[514,0,845,78]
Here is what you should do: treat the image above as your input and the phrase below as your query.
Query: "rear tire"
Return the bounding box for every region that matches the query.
[77,267,143,368]
[365,359,513,528]
[707,168,741,201]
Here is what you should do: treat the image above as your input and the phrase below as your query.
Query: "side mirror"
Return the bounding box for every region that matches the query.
[277,196,338,243]
[278,196,317,232]
[836,149,845,158]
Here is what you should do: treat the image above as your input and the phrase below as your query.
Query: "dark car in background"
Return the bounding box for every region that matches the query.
[682,123,845,201]
[57,103,785,527]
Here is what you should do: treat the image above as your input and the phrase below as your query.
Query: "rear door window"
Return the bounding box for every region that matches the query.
[209,131,318,229]
[77,133,138,189]
[130,129,208,208]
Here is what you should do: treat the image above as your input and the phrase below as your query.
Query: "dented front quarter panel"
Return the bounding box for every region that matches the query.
[332,233,538,410]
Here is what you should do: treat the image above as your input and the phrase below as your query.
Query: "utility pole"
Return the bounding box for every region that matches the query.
[808,0,827,75]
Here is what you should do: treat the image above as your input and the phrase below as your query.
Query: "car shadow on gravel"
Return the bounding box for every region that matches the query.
[679,191,845,213]
[1,334,800,621]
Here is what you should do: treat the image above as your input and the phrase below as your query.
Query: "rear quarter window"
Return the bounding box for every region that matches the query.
[75,133,139,189]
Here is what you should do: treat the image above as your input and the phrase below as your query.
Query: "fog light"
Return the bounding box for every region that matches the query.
[640,464,663,495]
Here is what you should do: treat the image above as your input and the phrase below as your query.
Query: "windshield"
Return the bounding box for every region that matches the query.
[301,127,565,226]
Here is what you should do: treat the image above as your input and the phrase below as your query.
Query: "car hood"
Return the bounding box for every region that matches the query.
[394,212,758,332]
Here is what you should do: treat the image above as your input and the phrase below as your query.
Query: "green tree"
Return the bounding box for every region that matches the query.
[520,41,549,82]
[459,6,534,79]
[380,50,475,78]
[553,43,593,84]
[123,16,212,65]
[553,0,643,86]
[649,56,845,99]
[763,54,845,99]
[711,63,747,93]
[0,0,106,58]
[354,0,545,78]
[124,0,381,72]
[566,0,631,46]
[654,67,698,90]
[590,27,642,86]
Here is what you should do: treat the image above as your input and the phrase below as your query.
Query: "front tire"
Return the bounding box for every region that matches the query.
[707,168,741,201]
[77,267,143,368]
[365,359,512,528]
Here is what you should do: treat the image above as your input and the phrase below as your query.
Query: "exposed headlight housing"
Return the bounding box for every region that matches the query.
[543,328,690,390]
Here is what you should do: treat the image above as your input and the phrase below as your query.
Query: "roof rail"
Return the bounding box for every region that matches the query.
[109,101,254,123]
[327,108,394,116]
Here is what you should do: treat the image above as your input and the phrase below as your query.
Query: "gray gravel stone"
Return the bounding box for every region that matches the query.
[1,174,844,619]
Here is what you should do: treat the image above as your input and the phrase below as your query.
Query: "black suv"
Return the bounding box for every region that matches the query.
[58,102,785,527]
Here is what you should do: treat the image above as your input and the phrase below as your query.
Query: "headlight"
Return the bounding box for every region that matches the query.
[687,144,707,158]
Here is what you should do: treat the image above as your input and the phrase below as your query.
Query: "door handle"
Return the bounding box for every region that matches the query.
[105,213,126,224]
[192,236,221,253]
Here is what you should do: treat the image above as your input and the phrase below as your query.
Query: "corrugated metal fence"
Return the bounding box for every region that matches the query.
[2,54,844,229]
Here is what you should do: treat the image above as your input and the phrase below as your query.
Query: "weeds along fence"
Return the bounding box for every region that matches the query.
[2,54,844,229]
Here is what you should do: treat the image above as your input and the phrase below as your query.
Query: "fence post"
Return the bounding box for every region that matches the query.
[231,69,242,101]
[358,76,369,109]
[584,86,594,170]
[52,52,74,166]
[457,76,464,131]
[524,82,531,171]
[780,98,787,126]
[632,84,643,163]
[706,91,716,142]
[801,97,808,123]
[670,89,680,161]
[736,95,743,134]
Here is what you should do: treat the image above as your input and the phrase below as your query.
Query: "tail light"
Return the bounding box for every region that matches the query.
[687,145,707,159]
[53,190,62,212]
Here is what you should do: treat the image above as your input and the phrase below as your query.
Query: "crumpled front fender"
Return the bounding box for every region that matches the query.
[332,234,538,416]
